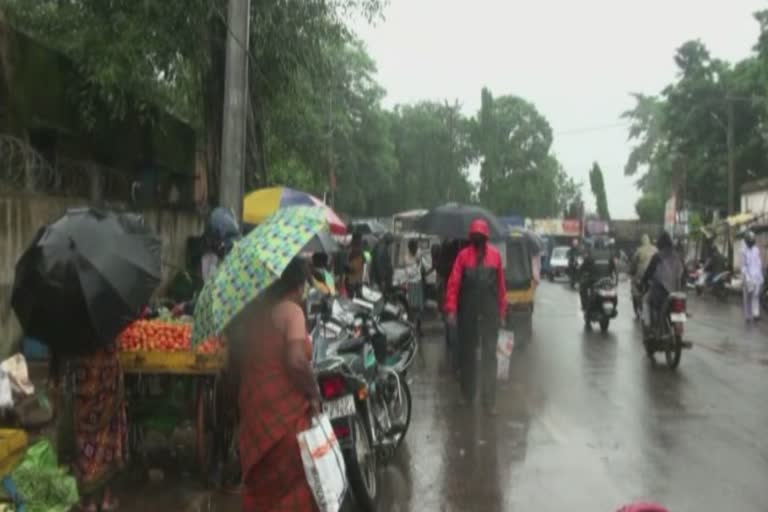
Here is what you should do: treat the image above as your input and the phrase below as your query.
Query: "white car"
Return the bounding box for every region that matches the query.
[548,246,571,281]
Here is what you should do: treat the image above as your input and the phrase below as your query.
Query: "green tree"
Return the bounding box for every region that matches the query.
[635,194,665,223]
[624,22,768,219]
[387,101,474,211]
[474,87,569,217]
[589,162,610,220]
[2,0,386,203]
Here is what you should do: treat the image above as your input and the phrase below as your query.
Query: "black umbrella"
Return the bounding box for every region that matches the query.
[510,227,543,255]
[11,208,162,355]
[416,203,508,240]
[303,231,340,254]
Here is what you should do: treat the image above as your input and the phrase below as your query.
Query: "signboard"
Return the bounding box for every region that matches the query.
[664,196,676,234]
[531,218,582,237]
[562,219,581,236]
[586,220,609,236]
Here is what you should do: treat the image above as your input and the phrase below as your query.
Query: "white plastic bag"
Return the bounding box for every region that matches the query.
[496,329,515,380]
[0,354,34,396]
[0,370,13,410]
[297,414,347,512]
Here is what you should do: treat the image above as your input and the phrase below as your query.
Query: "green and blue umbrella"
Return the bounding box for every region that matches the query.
[192,206,327,345]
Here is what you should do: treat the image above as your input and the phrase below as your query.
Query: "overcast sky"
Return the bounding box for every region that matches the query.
[352,0,766,219]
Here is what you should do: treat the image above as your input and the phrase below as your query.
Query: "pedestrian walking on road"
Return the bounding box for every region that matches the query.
[741,230,763,323]
[445,219,507,414]
[405,239,427,336]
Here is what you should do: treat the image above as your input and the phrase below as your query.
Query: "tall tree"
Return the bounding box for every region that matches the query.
[589,162,610,220]
[2,0,386,204]
[474,87,570,217]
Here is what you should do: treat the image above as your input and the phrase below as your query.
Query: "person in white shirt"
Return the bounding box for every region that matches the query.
[404,239,426,336]
[741,230,764,322]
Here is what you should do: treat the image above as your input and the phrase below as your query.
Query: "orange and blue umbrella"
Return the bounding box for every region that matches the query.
[243,186,346,234]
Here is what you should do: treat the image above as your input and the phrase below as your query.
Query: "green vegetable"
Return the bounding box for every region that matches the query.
[12,440,79,512]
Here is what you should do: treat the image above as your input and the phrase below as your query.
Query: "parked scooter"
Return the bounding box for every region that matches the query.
[695,269,731,301]
[642,291,692,369]
[583,277,618,332]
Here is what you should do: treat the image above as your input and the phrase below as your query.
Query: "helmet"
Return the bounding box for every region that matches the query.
[744,230,756,242]
[468,219,490,239]
[206,207,240,257]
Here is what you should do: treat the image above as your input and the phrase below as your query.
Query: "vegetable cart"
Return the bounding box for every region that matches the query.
[117,318,236,483]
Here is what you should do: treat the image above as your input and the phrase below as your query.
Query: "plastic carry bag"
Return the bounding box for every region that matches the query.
[297,414,347,512]
[0,371,12,410]
[496,329,515,380]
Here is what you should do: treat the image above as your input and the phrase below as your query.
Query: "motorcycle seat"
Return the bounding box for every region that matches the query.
[379,321,411,345]
[336,336,367,354]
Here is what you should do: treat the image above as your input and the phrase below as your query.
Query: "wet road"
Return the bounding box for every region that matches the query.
[120,281,768,511]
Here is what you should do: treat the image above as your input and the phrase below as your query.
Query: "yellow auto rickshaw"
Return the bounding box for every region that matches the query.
[503,231,538,318]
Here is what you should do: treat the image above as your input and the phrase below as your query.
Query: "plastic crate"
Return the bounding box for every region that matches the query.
[0,429,28,477]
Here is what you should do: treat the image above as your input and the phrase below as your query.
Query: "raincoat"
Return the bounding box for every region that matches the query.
[445,242,507,406]
[632,235,657,283]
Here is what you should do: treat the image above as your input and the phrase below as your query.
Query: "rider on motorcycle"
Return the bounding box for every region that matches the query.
[567,238,582,280]
[579,237,616,310]
[640,232,685,331]
[631,234,657,295]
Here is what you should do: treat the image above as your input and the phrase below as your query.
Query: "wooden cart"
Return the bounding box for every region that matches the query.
[119,350,234,482]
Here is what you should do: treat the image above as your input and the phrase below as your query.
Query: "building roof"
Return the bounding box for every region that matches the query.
[741,178,768,194]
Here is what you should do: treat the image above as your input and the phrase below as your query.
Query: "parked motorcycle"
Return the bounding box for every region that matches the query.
[583,277,618,332]
[695,270,731,301]
[312,297,414,511]
[642,291,691,369]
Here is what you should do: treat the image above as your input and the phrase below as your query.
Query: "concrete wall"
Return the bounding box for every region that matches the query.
[0,193,202,354]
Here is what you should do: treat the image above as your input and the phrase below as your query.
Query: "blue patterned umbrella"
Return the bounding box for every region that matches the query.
[192,206,327,345]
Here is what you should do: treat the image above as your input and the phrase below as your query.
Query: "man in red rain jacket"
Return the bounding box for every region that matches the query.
[445,219,507,414]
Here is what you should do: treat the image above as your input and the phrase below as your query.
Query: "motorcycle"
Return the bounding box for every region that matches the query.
[583,277,618,332]
[695,269,731,301]
[685,261,703,291]
[642,291,692,369]
[312,298,414,510]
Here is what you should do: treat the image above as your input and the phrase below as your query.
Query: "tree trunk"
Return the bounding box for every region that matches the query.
[246,80,267,190]
[203,14,226,209]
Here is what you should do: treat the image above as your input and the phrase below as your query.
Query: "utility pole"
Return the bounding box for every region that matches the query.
[726,98,736,216]
[219,0,251,220]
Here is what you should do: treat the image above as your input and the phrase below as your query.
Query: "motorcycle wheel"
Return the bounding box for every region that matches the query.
[599,317,610,333]
[347,414,378,511]
[549,273,555,283]
[387,377,412,451]
[665,323,683,370]
[632,297,642,321]
[762,288,768,313]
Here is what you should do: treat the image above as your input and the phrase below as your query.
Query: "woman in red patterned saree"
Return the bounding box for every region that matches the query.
[237,258,321,511]
[72,345,127,511]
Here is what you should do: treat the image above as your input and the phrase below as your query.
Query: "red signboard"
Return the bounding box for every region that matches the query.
[562,219,581,236]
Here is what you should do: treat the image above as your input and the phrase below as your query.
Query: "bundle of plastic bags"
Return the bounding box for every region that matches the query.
[11,440,78,512]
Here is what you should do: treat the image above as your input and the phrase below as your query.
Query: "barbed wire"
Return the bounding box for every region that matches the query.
[0,135,131,200]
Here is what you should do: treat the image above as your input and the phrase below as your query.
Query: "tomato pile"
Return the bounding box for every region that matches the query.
[118,319,223,353]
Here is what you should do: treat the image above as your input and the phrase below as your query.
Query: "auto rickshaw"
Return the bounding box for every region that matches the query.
[503,231,538,319]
